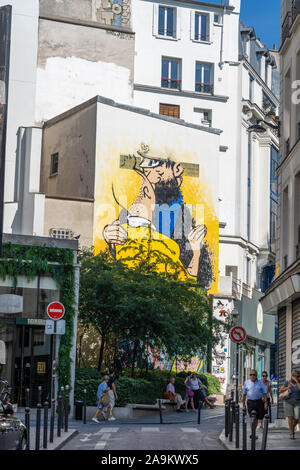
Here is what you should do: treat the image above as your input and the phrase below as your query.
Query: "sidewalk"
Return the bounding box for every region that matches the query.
[219,424,300,450]
[14,408,79,450]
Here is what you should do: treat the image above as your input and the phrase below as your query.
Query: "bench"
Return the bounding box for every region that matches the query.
[126,403,167,417]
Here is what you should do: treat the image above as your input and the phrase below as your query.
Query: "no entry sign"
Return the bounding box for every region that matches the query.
[229,326,246,344]
[47,301,65,321]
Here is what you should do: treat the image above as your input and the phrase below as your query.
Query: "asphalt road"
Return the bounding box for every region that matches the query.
[61,407,225,451]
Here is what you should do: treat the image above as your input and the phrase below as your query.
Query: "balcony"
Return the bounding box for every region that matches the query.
[161,77,181,90]
[195,82,214,94]
[281,0,300,46]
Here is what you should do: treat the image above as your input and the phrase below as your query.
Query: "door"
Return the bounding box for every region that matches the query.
[14,326,51,406]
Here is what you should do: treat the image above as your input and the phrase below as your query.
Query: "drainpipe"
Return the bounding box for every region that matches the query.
[219,0,225,69]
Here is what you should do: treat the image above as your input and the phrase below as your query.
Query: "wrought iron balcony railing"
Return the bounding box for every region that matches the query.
[281,0,300,46]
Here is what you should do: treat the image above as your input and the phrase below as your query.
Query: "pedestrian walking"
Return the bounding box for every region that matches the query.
[242,369,268,439]
[279,370,300,439]
[164,377,186,412]
[92,375,112,423]
[259,371,273,430]
[106,370,117,421]
[184,372,196,412]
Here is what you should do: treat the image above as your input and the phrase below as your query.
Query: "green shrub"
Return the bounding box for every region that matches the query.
[204,373,221,394]
[74,368,220,406]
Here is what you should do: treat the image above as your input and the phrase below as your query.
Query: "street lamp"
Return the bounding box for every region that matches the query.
[247,110,280,137]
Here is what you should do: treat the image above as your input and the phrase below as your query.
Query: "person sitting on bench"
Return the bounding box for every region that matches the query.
[164,378,186,412]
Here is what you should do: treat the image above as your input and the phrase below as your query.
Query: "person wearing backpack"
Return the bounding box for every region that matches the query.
[92,375,112,423]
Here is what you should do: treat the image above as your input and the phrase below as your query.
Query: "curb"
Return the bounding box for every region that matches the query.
[47,430,79,451]
[218,429,232,450]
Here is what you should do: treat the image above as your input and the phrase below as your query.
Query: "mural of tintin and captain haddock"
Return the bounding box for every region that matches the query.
[94,143,219,293]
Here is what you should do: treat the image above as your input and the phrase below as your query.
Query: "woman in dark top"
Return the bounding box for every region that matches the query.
[279,370,300,439]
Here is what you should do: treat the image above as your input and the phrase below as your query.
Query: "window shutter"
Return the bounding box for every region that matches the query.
[176,7,181,39]
[153,3,158,36]
[190,10,195,40]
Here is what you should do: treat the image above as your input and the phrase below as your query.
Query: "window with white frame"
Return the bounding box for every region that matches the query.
[195,62,213,93]
[161,57,181,90]
[158,6,176,38]
[194,107,212,127]
[214,13,221,24]
[194,12,209,41]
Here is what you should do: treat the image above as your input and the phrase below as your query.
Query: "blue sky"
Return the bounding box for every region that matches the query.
[240,0,281,50]
[202,0,281,50]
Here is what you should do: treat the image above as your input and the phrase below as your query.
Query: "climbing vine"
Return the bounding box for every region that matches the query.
[0,243,76,390]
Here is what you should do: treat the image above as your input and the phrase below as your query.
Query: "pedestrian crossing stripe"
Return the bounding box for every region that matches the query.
[141,427,160,432]
[180,428,200,433]
[98,427,119,433]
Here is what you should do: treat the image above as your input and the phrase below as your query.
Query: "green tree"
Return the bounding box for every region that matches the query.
[78,249,228,375]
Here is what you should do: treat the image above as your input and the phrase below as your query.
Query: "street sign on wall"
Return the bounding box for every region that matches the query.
[229,326,247,344]
[47,302,65,320]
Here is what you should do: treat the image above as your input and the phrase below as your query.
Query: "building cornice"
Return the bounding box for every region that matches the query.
[277,139,300,174]
[146,0,234,12]
[242,61,280,106]
[39,13,135,35]
[134,83,229,103]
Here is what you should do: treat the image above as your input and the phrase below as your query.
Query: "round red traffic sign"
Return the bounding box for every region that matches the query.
[47,302,65,320]
[229,326,246,343]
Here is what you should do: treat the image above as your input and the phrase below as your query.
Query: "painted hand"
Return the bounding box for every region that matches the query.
[187,224,207,252]
[103,220,128,245]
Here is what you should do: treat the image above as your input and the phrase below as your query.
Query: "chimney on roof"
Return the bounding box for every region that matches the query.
[273,44,277,51]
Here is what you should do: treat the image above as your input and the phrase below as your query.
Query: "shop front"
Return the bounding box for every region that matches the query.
[231,288,276,387]
[261,270,300,418]
[0,234,79,409]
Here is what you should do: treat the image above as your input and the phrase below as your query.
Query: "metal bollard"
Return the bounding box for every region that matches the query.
[242,407,247,450]
[25,388,30,450]
[43,400,49,449]
[225,399,230,437]
[261,414,269,450]
[235,403,240,449]
[197,400,202,425]
[60,386,65,431]
[35,386,42,451]
[251,410,257,450]
[50,398,55,443]
[57,394,62,437]
[229,400,234,442]
[83,389,87,424]
[268,399,272,424]
[65,385,69,432]
[158,399,163,424]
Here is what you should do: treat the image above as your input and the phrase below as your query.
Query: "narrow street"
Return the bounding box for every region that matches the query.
[61,408,225,451]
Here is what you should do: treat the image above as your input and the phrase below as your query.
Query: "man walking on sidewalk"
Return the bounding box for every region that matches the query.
[242,369,268,439]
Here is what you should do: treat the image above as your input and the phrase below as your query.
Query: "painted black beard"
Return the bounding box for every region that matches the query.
[154,179,181,205]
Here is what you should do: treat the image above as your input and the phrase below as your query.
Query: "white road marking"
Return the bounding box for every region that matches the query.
[98,427,119,433]
[95,442,107,449]
[180,428,200,433]
[141,427,160,432]
[79,436,92,442]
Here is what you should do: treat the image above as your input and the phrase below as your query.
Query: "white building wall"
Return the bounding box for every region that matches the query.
[0,0,39,232]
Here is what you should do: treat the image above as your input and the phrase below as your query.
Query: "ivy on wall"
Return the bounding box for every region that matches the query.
[0,243,76,389]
